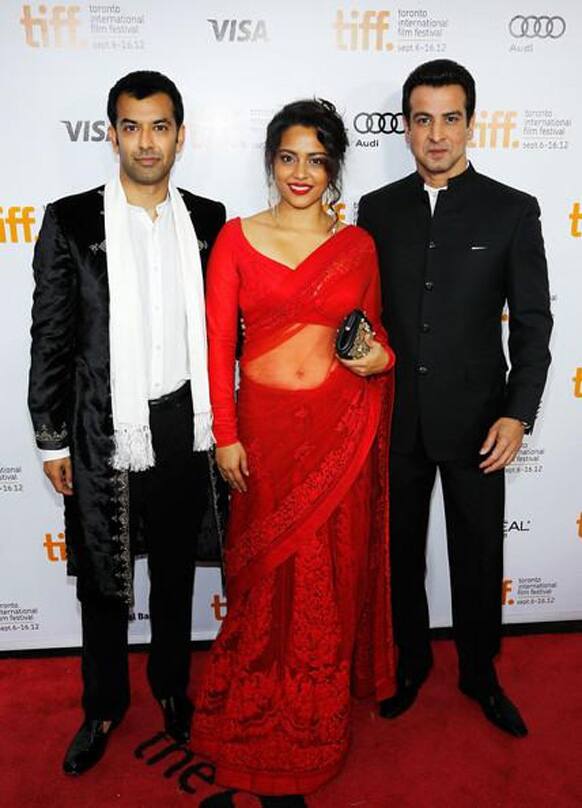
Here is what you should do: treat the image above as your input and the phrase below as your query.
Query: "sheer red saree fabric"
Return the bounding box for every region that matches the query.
[192,219,395,794]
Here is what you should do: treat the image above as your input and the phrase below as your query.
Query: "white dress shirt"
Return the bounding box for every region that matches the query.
[425,182,447,215]
[41,196,189,462]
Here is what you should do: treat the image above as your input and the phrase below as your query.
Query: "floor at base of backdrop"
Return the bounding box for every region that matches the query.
[1,634,581,808]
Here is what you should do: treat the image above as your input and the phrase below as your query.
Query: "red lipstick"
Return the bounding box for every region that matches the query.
[288,183,312,195]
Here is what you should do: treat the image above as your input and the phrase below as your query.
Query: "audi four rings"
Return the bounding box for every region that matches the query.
[354,112,405,135]
[509,15,566,38]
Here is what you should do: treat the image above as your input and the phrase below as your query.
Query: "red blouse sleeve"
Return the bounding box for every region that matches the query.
[206,222,240,447]
[362,236,395,372]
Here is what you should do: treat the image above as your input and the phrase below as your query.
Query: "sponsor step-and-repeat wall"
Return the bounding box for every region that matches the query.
[0,1,580,650]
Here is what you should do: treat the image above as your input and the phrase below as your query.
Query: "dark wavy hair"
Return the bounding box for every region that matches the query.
[402,59,476,122]
[107,70,184,130]
[264,98,349,212]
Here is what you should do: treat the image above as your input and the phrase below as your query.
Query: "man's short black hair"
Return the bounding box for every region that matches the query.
[107,70,184,129]
[402,59,476,122]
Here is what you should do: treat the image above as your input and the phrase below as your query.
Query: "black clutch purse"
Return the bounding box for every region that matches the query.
[336,309,373,359]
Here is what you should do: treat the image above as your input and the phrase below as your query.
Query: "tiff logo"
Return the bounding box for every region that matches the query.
[210,594,227,621]
[572,368,582,398]
[469,111,519,149]
[20,4,83,48]
[43,531,67,562]
[207,19,268,42]
[502,578,515,606]
[61,120,110,142]
[324,201,347,223]
[334,10,392,51]
[0,207,36,243]
[569,202,582,237]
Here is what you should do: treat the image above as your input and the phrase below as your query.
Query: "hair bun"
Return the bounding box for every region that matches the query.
[316,98,337,115]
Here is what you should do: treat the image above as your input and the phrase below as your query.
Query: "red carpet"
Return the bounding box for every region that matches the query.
[1,635,581,807]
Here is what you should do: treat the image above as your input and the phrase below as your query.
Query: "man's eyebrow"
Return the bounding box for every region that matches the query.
[412,109,463,118]
[118,117,173,125]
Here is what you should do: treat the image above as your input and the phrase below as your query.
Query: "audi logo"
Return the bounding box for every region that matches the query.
[509,15,566,39]
[353,112,405,135]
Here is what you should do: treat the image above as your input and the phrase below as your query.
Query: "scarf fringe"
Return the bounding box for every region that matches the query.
[112,425,155,472]
[193,411,214,452]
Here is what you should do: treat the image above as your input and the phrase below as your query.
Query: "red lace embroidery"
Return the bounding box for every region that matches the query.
[193,221,395,795]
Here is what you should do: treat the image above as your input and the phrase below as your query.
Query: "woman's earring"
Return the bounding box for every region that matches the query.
[268,177,280,213]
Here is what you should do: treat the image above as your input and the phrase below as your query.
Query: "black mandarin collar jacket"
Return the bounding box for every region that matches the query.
[358,165,552,460]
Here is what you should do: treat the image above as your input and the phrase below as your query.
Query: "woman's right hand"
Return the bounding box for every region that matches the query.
[216,442,249,493]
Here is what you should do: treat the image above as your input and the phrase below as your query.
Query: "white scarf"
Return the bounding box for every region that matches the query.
[104,175,213,471]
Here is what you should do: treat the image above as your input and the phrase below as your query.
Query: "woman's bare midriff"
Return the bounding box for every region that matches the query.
[242,324,338,391]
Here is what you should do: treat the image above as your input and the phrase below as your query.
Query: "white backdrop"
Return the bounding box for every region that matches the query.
[1,0,580,651]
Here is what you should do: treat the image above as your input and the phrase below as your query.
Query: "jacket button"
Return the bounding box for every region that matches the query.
[421,322,431,333]
[424,280,434,291]
[417,365,429,375]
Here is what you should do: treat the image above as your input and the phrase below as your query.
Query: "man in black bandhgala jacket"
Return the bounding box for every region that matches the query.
[28,71,226,774]
[358,60,552,738]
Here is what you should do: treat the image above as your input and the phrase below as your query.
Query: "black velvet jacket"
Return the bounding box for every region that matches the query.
[358,165,553,459]
[28,185,226,602]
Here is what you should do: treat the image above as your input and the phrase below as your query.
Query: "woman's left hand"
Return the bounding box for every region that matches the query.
[337,337,392,377]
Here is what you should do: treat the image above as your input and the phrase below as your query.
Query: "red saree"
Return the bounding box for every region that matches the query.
[192,218,395,794]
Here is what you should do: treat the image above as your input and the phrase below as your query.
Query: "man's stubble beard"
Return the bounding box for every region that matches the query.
[416,151,465,179]
[122,159,175,187]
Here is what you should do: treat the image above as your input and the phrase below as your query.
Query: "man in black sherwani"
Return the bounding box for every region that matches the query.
[358,60,552,737]
[28,71,226,773]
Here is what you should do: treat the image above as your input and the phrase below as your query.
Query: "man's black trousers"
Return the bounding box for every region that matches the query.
[80,384,209,721]
[389,427,505,693]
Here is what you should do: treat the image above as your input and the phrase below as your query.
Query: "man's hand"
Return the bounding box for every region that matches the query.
[216,442,249,493]
[479,418,525,474]
[43,458,74,495]
[338,337,392,377]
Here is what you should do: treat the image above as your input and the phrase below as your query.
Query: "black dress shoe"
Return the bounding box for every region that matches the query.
[199,791,238,807]
[459,683,528,737]
[62,719,116,775]
[260,796,307,808]
[379,672,429,719]
[379,681,419,719]
[158,694,194,744]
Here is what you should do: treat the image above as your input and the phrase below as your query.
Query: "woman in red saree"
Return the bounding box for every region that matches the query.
[192,100,395,806]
